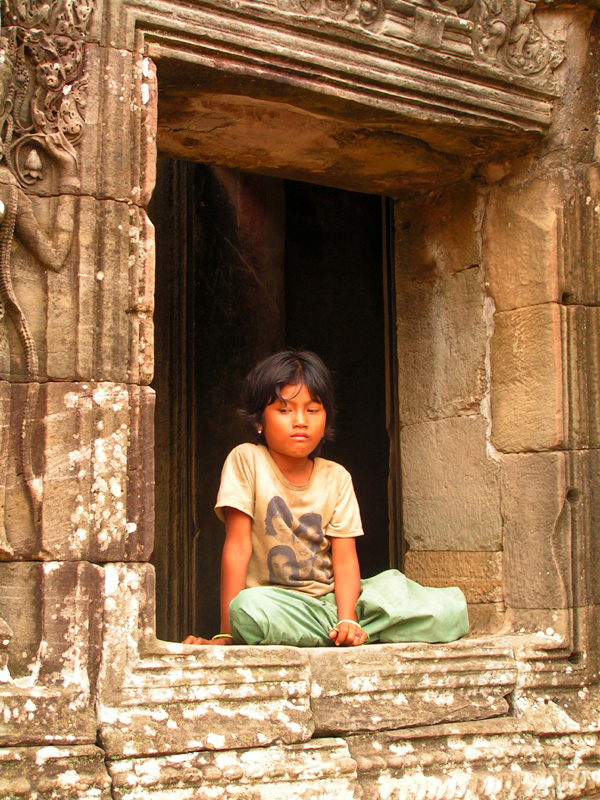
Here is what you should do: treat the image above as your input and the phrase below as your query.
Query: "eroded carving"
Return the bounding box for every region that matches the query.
[297,0,383,26]
[0,1,93,540]
[4,0,95,38]
[291,0,563,79]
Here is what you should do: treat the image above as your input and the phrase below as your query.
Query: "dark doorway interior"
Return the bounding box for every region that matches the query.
[149,157,391,642]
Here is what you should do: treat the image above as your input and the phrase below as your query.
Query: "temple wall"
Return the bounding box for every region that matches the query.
[0,0,599,798]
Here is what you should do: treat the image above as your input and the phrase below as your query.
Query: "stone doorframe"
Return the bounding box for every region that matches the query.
[1,0,600,798]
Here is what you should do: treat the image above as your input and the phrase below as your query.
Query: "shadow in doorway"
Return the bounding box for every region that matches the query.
[149,158,391,642]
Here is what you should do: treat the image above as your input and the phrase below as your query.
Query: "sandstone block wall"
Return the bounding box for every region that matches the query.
[0,0,599,798]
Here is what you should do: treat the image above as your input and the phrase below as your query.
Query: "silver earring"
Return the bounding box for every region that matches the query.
[258,428,263,435]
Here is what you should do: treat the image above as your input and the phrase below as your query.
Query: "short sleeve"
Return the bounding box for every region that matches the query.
[324,469,364,538]
[214,445,257,521]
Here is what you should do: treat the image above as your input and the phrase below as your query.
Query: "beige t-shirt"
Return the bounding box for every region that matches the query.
[215,443,364,596]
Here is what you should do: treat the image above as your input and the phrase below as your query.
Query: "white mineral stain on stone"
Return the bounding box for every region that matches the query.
[141,83,150,105]
[392,693,409,705]
[126,522,138,534]
[389,743,413,757]
[36,747,71,764]
[31,477,43,501]
[422,690,455,706]
[348,675,380,693]
[105,566,120,596]
[206,733,226,748]
[64,392,79,408]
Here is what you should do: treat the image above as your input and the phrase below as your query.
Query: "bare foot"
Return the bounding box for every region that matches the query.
[182,635,235,646]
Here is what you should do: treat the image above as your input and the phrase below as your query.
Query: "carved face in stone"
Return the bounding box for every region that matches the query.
[74,0,93,26]
[37,59,65,91]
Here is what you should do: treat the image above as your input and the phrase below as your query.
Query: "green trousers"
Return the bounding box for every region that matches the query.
[229,569,469,647]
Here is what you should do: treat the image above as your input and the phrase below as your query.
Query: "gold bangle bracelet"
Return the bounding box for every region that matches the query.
[211,633,233,640]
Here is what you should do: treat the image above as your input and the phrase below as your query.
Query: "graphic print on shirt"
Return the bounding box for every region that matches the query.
[264,496,333,586]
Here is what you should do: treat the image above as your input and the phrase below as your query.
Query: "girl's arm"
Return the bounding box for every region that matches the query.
[183,506,251,645]
[219,507,253,635]
[328,536,367,647]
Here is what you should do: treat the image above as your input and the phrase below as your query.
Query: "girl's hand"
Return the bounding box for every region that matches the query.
[329,619,368,647]
[182,635,235,646]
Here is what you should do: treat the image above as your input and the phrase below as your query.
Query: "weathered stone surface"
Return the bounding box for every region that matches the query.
[157,91,467,199]
[492,303,600,452]
[395,266,488,425]
[0,561,102,746]
[483,177,563,312]
[0,745,111,799]
[490,303,565,452]
[563,304,600,450]
[74,200,155,384]
[395,182,481,281]
[404,551,503,604]
[501,452,571,610]
[468,603,505,635]
[2,197,154,384]
[349,720,600,800]
[97,564,314,757]
[134,0,559,185]
[568,449,600,608]
[2,382,154,562]
[108,739,358,800]
[401,414,502,551]
[78,45,156,204]
[308,639,516,735]
[507,606,600,693]
[563,165,600,306]
[0,563,41,678]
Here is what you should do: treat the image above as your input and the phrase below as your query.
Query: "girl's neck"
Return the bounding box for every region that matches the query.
[267,449,314,485]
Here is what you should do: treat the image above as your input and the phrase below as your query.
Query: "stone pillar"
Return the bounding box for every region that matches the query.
[395,181,504,634]
[0,2,156,796]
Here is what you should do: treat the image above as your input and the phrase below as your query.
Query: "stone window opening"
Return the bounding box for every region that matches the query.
[3,3,600,795]
[148,157,398,643]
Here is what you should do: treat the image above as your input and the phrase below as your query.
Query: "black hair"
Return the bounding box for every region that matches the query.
[267,544,301,586]
[264,495,294,537]
[241,349,336,448]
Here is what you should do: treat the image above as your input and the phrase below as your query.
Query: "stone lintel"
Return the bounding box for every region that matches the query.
[123,0,557,130]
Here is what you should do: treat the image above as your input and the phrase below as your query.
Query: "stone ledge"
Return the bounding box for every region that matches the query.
[308,638,516,735]
[107,739,358,800]
[98,563,315,757]
[97,563,595,759]
[0,745,111,800]
[349,717,600,800]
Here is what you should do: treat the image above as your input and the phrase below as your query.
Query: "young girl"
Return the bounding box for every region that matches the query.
[184,350,468,648]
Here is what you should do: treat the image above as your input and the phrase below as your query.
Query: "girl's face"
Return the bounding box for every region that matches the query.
[262,383,326,462]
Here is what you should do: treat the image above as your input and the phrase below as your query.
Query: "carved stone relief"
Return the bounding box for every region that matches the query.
[0,0,93,381]
[281,0,563,80]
